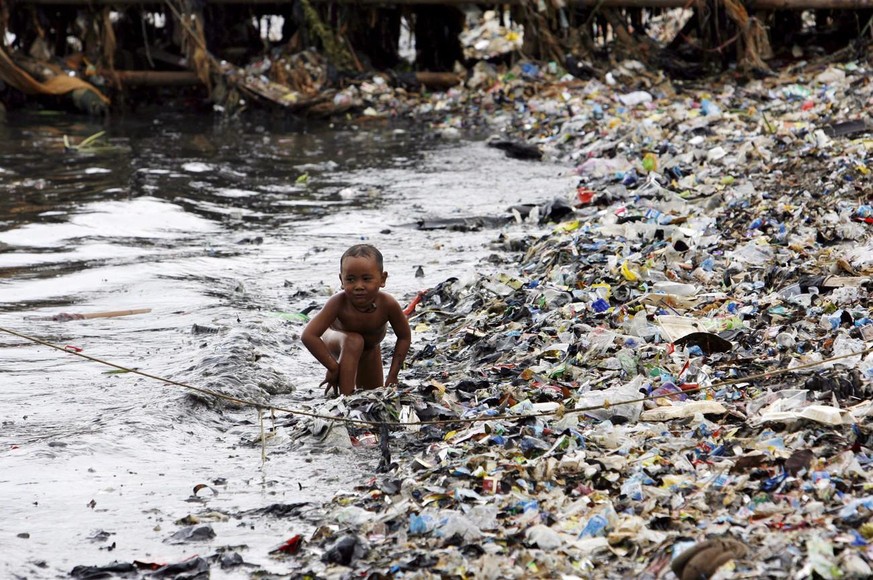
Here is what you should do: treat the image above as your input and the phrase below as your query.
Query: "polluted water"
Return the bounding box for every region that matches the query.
[0,111,574,577]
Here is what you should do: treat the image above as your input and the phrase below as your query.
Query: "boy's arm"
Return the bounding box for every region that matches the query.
[301,294,342,374]
[384,295,412,386]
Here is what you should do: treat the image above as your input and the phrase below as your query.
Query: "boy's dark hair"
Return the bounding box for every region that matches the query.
[341,244,384,271]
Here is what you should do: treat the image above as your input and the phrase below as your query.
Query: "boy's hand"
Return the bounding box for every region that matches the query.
[385,372,399,388]
[320,367,340,397]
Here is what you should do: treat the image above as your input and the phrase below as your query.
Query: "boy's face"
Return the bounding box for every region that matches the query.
[339,256,387,309]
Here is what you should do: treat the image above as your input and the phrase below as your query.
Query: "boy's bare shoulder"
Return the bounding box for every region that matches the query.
[376,291,402,308]
[328,291,348,303]
[317,292,349,315]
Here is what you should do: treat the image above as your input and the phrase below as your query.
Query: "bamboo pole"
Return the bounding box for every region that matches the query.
[77,308,153,319]
[88,68,459,90]
[26,308,153,322]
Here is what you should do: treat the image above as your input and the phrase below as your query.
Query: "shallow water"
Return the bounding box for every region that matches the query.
[0,110,574,577]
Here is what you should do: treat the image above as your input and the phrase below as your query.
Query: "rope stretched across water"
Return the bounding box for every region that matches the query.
[1,324,870,428]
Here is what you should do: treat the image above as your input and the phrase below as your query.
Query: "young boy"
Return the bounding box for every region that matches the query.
[302,244,412,396]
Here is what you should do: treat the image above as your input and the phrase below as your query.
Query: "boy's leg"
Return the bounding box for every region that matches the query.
[356,346,384,389]
[322,328,364,396]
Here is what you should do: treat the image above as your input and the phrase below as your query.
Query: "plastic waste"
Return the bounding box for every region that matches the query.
[617,91,653,107]
[579,514,609,538]
[526,524,563,549]
[651,281,698,297]
[408,513,434,535]
[218,51,873,580]
[575,378,645,423]
[640,400,727,421]
[436,512,483,541]
[165,524,215,544]
[322,534,367,566]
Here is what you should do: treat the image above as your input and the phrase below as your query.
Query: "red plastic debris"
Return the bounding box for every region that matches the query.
[576,186,595,205]
[271,534,303,555]
[403,290,427,317]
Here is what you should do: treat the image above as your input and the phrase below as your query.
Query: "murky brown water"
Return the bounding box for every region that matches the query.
[0,110,574,577]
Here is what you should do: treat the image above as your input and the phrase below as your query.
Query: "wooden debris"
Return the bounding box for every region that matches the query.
[671,538,749,580]
[27,308,152,322]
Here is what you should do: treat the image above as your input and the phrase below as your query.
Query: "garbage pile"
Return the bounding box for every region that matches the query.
[459,9,524,61]
[261,57,873,578]
[62,55,873,578]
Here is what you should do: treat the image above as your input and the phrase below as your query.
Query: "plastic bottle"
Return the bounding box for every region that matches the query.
[620,474,644,501]
[642,152,658,172]
[616,349,638,376]
[626,310,657,339]
[776,332,796,349]
[652,281,698,296]
[592,103,604,120]
[621,169,639,186]
[780,284,801,298]
[700,99,721,116]
[579,514,609,538]
[408,513,434,535]
[819,314,840,330]
[832,334,865,366]
[686,345,704,356]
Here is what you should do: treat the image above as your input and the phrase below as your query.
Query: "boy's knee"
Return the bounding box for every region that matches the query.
[342,332,365,354]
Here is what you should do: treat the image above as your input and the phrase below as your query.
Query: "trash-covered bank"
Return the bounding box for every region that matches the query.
[34,29,872,580]
[243,57,873,578]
